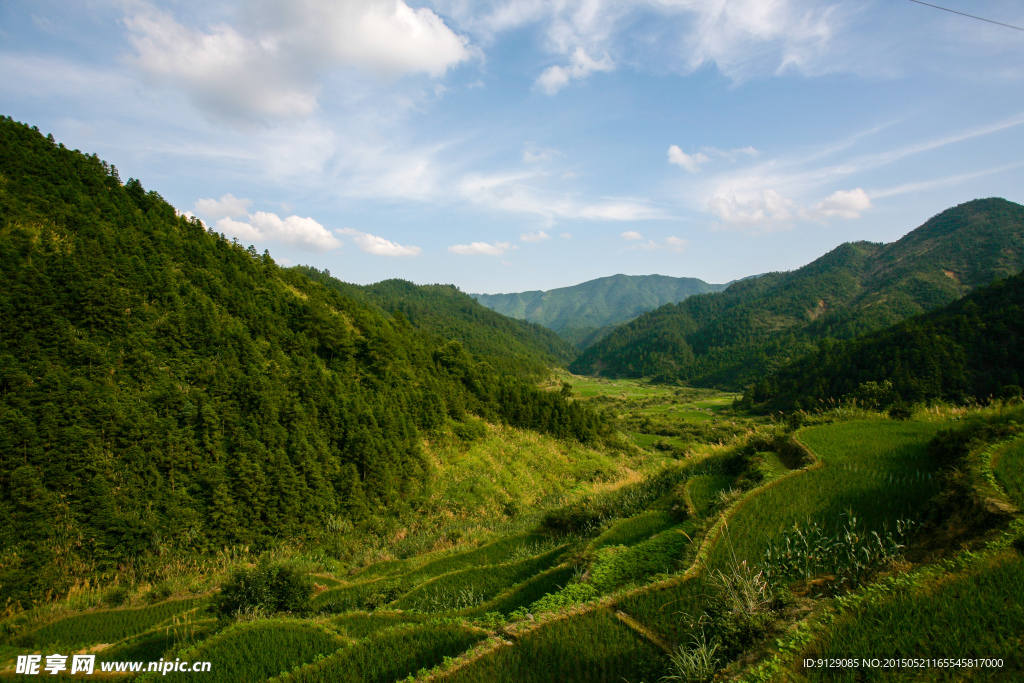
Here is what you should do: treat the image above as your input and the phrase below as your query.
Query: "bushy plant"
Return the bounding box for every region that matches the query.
[216,561,313,618]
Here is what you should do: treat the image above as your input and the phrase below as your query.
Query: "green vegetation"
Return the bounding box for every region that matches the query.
[11,598,206,649]
[572,198,1024,387]
[160,621,343,682]
[993,437,1024,506]
[294,272,576,380]
[749,271,1024,410]
[0,116,605,605]
[216,562,314,617]
[472,273,726,347]
[280,624,483,683]
[440,610,666,683]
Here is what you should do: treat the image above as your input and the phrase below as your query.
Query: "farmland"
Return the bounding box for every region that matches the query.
[2,389,1021,681]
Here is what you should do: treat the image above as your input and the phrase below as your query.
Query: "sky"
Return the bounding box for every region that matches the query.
[2,1,1023,294]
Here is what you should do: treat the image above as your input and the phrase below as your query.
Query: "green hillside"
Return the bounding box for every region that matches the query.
[291,272,576,380]
[742,271,1024,410]
[472,274,727,347]
[0,116,602,605]
[571,198,1024,387]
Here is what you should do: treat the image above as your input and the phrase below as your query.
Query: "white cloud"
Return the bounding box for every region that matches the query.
[449,241,513,255]
[536,47,614,95]
[457,172,665,223]
[195,193,252,218]
[668,145,710,172]
[621,230,644,240]
[214,210,341,251]
[665,236,688,252]
[708,189,797,230]
[337,228,421,256]
[123,1,472,123]
[800,188,871,222]
[521,230,551,242]
[709,187,871,230]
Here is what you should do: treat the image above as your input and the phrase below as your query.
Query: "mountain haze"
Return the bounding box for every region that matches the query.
[473,274,727,348]
[571,198,1024,388]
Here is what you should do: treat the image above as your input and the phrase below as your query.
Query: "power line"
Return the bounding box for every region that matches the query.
[907,0,1024,32]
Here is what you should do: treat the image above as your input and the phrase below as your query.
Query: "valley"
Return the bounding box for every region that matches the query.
[2,116,1023,681]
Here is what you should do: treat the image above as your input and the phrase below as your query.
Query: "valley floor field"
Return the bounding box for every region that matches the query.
[3,384,1022,682]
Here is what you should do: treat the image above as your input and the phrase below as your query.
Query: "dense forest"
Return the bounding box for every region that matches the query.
[570,198,1024,388]
[0,117,603,604]
[740,270,1024,410]
[291,271,576,380]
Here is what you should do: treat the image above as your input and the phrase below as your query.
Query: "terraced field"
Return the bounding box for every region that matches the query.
[4,414,1020,681]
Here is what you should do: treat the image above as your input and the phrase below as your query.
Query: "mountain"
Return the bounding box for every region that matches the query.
[744,270,1024,410]
[291,271,577,379]
[472,274,727,348]
[570,198,1024,387]
[0,116,602,602]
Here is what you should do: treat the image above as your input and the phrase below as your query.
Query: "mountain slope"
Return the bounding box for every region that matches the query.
[746,271,1024,409]
[0,116,602,603]
[292,271,576,379]
[472,274,727,347]
[570,198,1024,387]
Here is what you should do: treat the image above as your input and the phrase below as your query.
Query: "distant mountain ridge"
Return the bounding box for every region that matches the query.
[570,198,1024,388]
[472,274,728,348]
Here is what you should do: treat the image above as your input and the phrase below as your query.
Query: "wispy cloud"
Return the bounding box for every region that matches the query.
[449,241,514,255]
[520,230,551,242]
[536,47,613,94]
[214,211,342,251]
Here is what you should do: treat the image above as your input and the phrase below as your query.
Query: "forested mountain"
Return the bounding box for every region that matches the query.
[743,271,1024,410]
[291,271,576,379]
[571,198,1024,388]
[0,117,602,603]
[473,274,726,348]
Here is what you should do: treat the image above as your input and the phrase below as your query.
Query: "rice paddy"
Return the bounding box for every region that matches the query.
[4,391,1019,682]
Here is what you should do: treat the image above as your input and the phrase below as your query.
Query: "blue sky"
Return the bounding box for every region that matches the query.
[2,1,1023,293]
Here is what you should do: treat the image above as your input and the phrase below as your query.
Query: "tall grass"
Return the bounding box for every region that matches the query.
[159,620,343,683]
[800,550,1024,681]
[11,597,206,649]
[439,609,666,683]
[614,577,710,649]
[332,612,431,639]
[459,565,577,617]
[687,475,734,516]
[592,510,680,549]
[992,437,1024,506]
[708,420,945,571]
[391,546,569,613]
[279,624,483,683]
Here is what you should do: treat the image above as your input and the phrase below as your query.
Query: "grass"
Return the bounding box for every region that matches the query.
[332,612,431,639]
[592,510,681,549]
[798,550,1024,681]
[688,475,734,516]
[615,577,710,649]
[460,565,578,617]
[439,609,666,683]
[707,420,946,571]
[10,597,207,649]
[390,546,569,613]
[992,436,1024,507]
[279,624,483,683]
[159,620,343,683]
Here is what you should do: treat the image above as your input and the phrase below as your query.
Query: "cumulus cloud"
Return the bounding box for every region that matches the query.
[449,241,513,255]
[195,193,252,218]
[668,145,710,172]
[124,0,472,122]
[709,187,871,230]
[214,209,342,251]
[536,47,613,94]
[337,228,421,256]
[708,189,797,230]
[621,230,644,240]
[521,230,551,242]
[800,188,871,222]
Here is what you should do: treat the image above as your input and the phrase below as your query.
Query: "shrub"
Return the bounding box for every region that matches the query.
[216,562,313,618]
